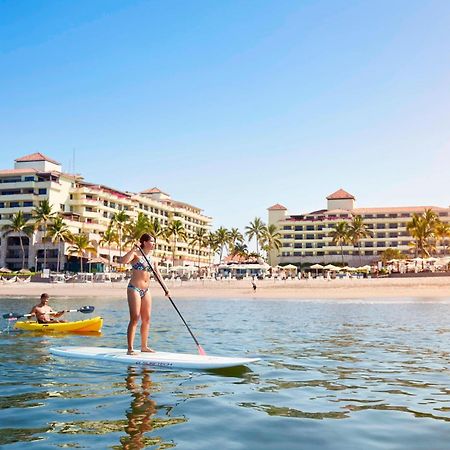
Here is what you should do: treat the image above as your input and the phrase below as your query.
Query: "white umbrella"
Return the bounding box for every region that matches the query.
[323,264,341,271]
[310,264,324,269]
[0,267,12,273]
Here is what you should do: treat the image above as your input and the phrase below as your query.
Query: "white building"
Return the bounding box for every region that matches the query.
[268,189,450,267]
[0,152,212,271]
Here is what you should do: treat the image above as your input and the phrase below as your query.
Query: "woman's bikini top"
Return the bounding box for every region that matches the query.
[131,255,152,272]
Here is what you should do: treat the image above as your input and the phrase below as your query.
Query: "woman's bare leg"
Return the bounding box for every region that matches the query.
[127,289,141,355]
[140,292,154,352]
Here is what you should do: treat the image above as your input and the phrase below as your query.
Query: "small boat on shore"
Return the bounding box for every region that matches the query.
[15,316,103,333]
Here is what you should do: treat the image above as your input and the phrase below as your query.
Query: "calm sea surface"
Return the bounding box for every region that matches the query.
[0,295,449,449]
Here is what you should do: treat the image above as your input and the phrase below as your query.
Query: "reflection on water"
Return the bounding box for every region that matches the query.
[0,296,449,449]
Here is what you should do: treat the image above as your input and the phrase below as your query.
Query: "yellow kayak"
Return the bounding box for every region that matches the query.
[15,316,103,333]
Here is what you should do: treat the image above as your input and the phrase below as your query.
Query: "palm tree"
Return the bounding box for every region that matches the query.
[347,215,372,264]
[329,221,351,265]
[207,232,220,268]
[245,217,266,256]
[46,216,73,272]
[434,221,450,255]
[124,212,152,245]
[406,210,437,257]
[67,233,97,273]
[111,210,130,263]
[214,226,230,263]
[380,248,407,264]
[148,218,165,239]
[189,228,208,270]
[33,200,56,269]
[1,211,34,269]
[165,219,187,264]
[228,228,244,253]
[230,242,249,259]
[99,223,119,270]
[261,224,282,266]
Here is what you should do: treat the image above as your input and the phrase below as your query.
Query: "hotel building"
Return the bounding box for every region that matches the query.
[0,153,212,271]
[268,189,450,267]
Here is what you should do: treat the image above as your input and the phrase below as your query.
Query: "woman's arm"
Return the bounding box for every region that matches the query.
[120,246,137,265]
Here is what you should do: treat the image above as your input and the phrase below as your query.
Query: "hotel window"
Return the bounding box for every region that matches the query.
[0,203,4,208]
[306,243,313,248]
[295,226,303,231]
[376,224,386,229]
[295,234,302,240]
[389,232,398,238]
[38,188,47,195]
[389,223,398,228]
[10,202,19,208]
[391,242,398,247]
[389,214,397,218]
[401,213,410,218]
[23,201,33,207]
[306,234,314,239]
[294,252,301,256]
[283,234,293,239]
[294,243,302,248]
[377,232,386,238]
[377,242,386,247]
[365,242,374,247]
[364,251,374,255]
[24,176,35,182]
[376,214,386,218]
[306,225,314,231]
[305,251,313,256]
[439,212,449,217]
[283,226,292,230]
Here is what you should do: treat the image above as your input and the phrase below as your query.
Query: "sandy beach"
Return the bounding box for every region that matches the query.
[1,276,450,300]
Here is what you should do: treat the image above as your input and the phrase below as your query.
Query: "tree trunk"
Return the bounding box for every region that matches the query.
[340,244,344,265]
[43,226,47,270]
[19,236,25,269]
[56,240,60,272]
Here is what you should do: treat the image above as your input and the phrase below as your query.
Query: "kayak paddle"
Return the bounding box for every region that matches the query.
[3,305,95,320]
[135,244,207,356]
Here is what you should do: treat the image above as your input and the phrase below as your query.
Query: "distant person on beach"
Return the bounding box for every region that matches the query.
[30,293,65,323]
[121,233,170,355]
[252,281,257,292]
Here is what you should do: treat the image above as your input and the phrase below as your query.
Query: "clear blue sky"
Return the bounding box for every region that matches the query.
[1,0,449,233]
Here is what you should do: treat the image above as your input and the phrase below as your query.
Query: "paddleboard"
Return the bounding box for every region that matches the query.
[49,346,259,370]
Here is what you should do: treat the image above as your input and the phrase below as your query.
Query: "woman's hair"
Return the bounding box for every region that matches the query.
[140,233,153,248]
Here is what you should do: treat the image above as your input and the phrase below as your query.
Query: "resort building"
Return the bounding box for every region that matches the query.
[0,153,212,271]
[268,189,450,267]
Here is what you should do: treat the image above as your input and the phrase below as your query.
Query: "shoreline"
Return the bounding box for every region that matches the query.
[0,277,450,300]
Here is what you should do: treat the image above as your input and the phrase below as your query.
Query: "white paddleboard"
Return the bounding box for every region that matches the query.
[49,346,259,370]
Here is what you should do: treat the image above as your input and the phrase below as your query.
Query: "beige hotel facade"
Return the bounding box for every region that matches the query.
[0,152,212,271]
[268,189,450,267]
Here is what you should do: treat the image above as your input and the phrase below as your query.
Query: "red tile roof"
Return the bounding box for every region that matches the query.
[353,206,449,214]
[140,187,170,196]
[0,168,38,175]
[326,189,355,200]
[268,203,287,210]
[15,152,60,165]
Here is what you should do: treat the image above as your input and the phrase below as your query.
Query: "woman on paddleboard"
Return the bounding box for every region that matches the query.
[121,233,169,355]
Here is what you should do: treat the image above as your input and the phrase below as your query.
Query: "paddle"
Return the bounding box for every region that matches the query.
[135,244,207,356]
[3,305,95,320]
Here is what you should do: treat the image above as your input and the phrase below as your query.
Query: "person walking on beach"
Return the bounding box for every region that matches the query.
[121,234,170,355]
[30,293,66,323]
[252,281,257,292]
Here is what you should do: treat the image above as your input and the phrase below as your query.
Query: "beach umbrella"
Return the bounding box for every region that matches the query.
[17,268,32,274]
[310,263,323,276]
[0,267,12,273]
[323,264,340,271]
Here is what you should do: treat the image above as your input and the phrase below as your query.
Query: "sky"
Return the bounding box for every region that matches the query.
[1,0,449,234]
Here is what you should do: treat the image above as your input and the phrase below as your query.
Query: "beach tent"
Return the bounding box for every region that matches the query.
[283,264,298,273]
[310,263,323,275]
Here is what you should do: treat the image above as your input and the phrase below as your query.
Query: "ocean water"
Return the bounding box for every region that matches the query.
[0,295,449,449]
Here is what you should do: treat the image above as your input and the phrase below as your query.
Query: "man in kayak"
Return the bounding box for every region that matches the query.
[30,293,66,323]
